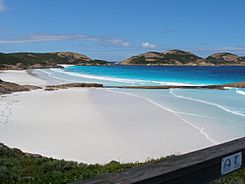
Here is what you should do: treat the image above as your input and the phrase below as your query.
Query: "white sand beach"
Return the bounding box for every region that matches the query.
[0,70,214,163]
[0,70,47,87]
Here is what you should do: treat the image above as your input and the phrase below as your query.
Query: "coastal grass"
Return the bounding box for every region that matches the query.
[0,143,169,184]
[212,169,245,184]
[1,143,245,184]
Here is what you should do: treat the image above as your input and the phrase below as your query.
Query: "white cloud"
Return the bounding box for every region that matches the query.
[109,39,130,47]
[0,33,131,48]
[0,0,6,12]
[142,42,158,49]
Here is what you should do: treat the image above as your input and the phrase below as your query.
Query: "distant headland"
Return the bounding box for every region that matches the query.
[1,50,245,70]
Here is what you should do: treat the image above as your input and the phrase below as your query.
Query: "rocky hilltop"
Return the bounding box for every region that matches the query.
[52,52,92,63]
[1,50,245,69]
[0,52,111,70]
[120,50,206,66]
[119,50,245,66]
[205,52,245,65]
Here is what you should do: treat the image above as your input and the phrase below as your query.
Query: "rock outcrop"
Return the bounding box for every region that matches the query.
[113,81,245,90]
[223,81,245,88]
[0,79,29,94]
[45,83,103,91]
[0,79,41,94]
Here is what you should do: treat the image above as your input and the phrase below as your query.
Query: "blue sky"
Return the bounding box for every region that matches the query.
[0,0,245,61]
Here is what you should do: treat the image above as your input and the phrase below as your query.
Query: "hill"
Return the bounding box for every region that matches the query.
[0,52,111,70]
[1,50,245,69]
[206,52,245,65]
[119,50,245,66]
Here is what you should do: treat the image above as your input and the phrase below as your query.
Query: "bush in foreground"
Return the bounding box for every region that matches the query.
[0,143,244,184]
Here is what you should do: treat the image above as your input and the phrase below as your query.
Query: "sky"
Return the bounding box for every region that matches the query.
[0,0,245,61]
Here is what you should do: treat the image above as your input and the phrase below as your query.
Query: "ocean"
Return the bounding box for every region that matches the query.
[34,65,245,144]
[38,65,245,86]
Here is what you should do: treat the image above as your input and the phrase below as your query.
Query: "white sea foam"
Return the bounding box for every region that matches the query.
[50,68,144,84]
[174,111,215,118]
[151,80,194,86]
[169,89,245,117]
[59,64,75,68]
[236,89,245,96]
[36,69,73,82]
[50,69,193,86]
[106,88,218,145]
[223,87,233,90]
[36,69,53,77]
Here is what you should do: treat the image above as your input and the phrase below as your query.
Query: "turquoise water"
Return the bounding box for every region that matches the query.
[36,65,245,86]
[65,65,245,85]
[108,88,245,143]
[34,66,245,143]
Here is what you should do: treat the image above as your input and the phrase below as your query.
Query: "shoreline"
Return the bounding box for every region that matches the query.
[109,82,245,89]
[0,69,217,163]
[106,89,218,145]
[0,87,214,163]
[0,70,47,87]
[1,69,245,164]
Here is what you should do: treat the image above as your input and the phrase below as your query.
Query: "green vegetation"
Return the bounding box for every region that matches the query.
[0,143,157,184]
[206,55,230,65]
[213,169,245,184]
[0,52,111,70]
[130,56,149,64]
[0,53,64,66]
[1,143,244,184]
[163,52,203,64]
[205,53,242,65]
[93,59,112,65]
[1,50,244,68]
[126,50,204,65]
[129,56,172,65]
[121,50,245,65]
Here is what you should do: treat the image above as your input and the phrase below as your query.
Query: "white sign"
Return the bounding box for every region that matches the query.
[221,152,242,175]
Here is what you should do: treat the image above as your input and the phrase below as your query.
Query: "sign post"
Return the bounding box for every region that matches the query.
[221,152,242,175]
